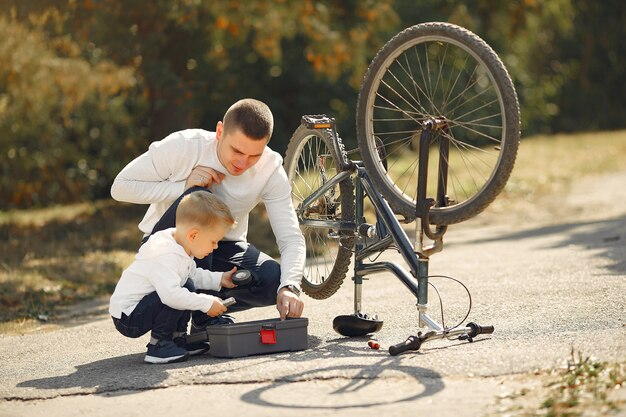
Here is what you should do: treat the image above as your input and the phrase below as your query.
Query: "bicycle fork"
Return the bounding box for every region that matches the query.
[388,120,494,354]
[352,121,494,354]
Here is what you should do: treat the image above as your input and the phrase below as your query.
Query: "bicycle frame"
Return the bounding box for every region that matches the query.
[296,116,485,349]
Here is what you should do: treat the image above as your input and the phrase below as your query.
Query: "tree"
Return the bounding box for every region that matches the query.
[0,8,145,208]
[1,1,400,207]
[3,0,624,208]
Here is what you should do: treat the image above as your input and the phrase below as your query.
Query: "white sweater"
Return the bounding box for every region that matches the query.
[110,129,305,289]
[109,228,223,319]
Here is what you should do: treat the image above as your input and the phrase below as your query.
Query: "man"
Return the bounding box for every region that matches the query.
[111,98,305,327]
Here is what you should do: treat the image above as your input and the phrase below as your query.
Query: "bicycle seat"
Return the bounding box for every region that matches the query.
[333,313,383,337]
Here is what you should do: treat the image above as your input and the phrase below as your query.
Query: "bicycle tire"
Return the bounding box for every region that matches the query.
[283,125,355,299]
[356,22,520,224]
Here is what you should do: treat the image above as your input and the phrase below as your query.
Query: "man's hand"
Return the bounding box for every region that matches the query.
[276,287,304,320]
[185,166,225,190]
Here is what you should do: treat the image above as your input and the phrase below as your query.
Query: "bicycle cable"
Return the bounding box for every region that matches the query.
[340,236,473,336]
[425,274,473,338]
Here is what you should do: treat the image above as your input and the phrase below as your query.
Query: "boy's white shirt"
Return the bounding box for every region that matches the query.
[110,129,305,290]
[109,228,223,319]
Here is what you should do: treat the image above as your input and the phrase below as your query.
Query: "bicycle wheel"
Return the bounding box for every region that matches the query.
[284,125,355,299]
[356,22,520,224]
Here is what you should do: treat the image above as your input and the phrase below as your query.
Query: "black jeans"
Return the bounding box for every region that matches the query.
[112,281,193,341]
[145,187,281,322]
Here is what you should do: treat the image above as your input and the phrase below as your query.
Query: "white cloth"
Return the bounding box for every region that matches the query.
[109,228,223,319]
[110,129,305,290]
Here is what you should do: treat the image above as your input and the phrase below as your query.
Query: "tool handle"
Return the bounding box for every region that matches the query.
[222,297,236,307]
[388,335,421,356]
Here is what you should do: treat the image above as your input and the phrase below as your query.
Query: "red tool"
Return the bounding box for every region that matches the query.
[368,338,381,349]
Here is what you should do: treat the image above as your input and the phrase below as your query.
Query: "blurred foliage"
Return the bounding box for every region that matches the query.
[0,8,147,208]
[0,0,624,209]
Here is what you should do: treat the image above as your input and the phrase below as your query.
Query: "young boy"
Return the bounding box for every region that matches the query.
[109,191,237,364]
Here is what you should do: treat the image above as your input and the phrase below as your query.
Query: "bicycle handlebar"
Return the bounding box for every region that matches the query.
[388,335,422,356]
[466,322,494,338]
[388,323,494,356]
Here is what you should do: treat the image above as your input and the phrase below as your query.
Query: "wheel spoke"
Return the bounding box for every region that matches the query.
[285,128,354,297]
[358,23,519,224]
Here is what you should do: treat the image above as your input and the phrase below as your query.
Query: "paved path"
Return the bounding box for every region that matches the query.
[1,171,625,417]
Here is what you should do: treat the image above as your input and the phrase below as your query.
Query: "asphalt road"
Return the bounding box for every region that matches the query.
[1,171,625,417]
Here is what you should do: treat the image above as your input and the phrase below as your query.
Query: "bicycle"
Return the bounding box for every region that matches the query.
[283,22,520,355]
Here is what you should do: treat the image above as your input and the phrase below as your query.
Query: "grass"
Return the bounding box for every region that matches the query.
[492,349,625,417]
[0,200,276,328]
[494,129,626,208]
[1,130,625,327]
[0,200,143,324]
[353,129,626,222]
[540,350,625,417]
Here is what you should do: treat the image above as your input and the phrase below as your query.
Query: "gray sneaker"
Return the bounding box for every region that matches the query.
[144,340,189,364]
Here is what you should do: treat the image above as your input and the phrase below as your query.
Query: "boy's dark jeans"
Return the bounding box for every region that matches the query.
[112,281,193,341]
[144,187,281,322]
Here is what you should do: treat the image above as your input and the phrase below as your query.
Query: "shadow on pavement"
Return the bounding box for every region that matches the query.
[16,352,190,396]
[240,357,443,409]
[468,214,626,274]
[239,336,444,409]
[15,335,445,405]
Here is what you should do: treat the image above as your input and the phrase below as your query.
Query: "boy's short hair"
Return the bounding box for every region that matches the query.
[223,98,273,141]
[176,192,235,229]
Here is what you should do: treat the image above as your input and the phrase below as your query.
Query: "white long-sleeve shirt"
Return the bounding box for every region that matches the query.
[110,128,305,290]
[109,228,223,318]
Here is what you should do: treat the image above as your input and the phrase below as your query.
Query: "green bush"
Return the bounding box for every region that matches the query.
[0,13,147,208]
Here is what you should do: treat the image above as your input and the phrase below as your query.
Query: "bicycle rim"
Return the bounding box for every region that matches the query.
[284,126,354,299]
[357,23,520,224]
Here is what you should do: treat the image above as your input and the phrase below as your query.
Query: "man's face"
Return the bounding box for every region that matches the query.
[216,121,268,176]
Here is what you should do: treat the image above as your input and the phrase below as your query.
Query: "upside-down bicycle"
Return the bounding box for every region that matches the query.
[283,22,520,355]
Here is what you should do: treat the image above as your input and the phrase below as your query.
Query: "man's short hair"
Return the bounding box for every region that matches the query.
[176,191,235,229]
[223,98,273,141]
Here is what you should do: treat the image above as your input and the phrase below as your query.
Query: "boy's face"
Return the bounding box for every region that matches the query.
[215,121,268,176]
[187,223,230,259]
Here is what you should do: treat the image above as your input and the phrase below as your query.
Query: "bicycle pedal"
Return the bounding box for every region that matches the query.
[302,114,335,129]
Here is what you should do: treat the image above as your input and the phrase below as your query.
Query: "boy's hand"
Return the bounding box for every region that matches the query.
[185,166,225,190]
[220,266,237,289]
[207,298,228,317]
